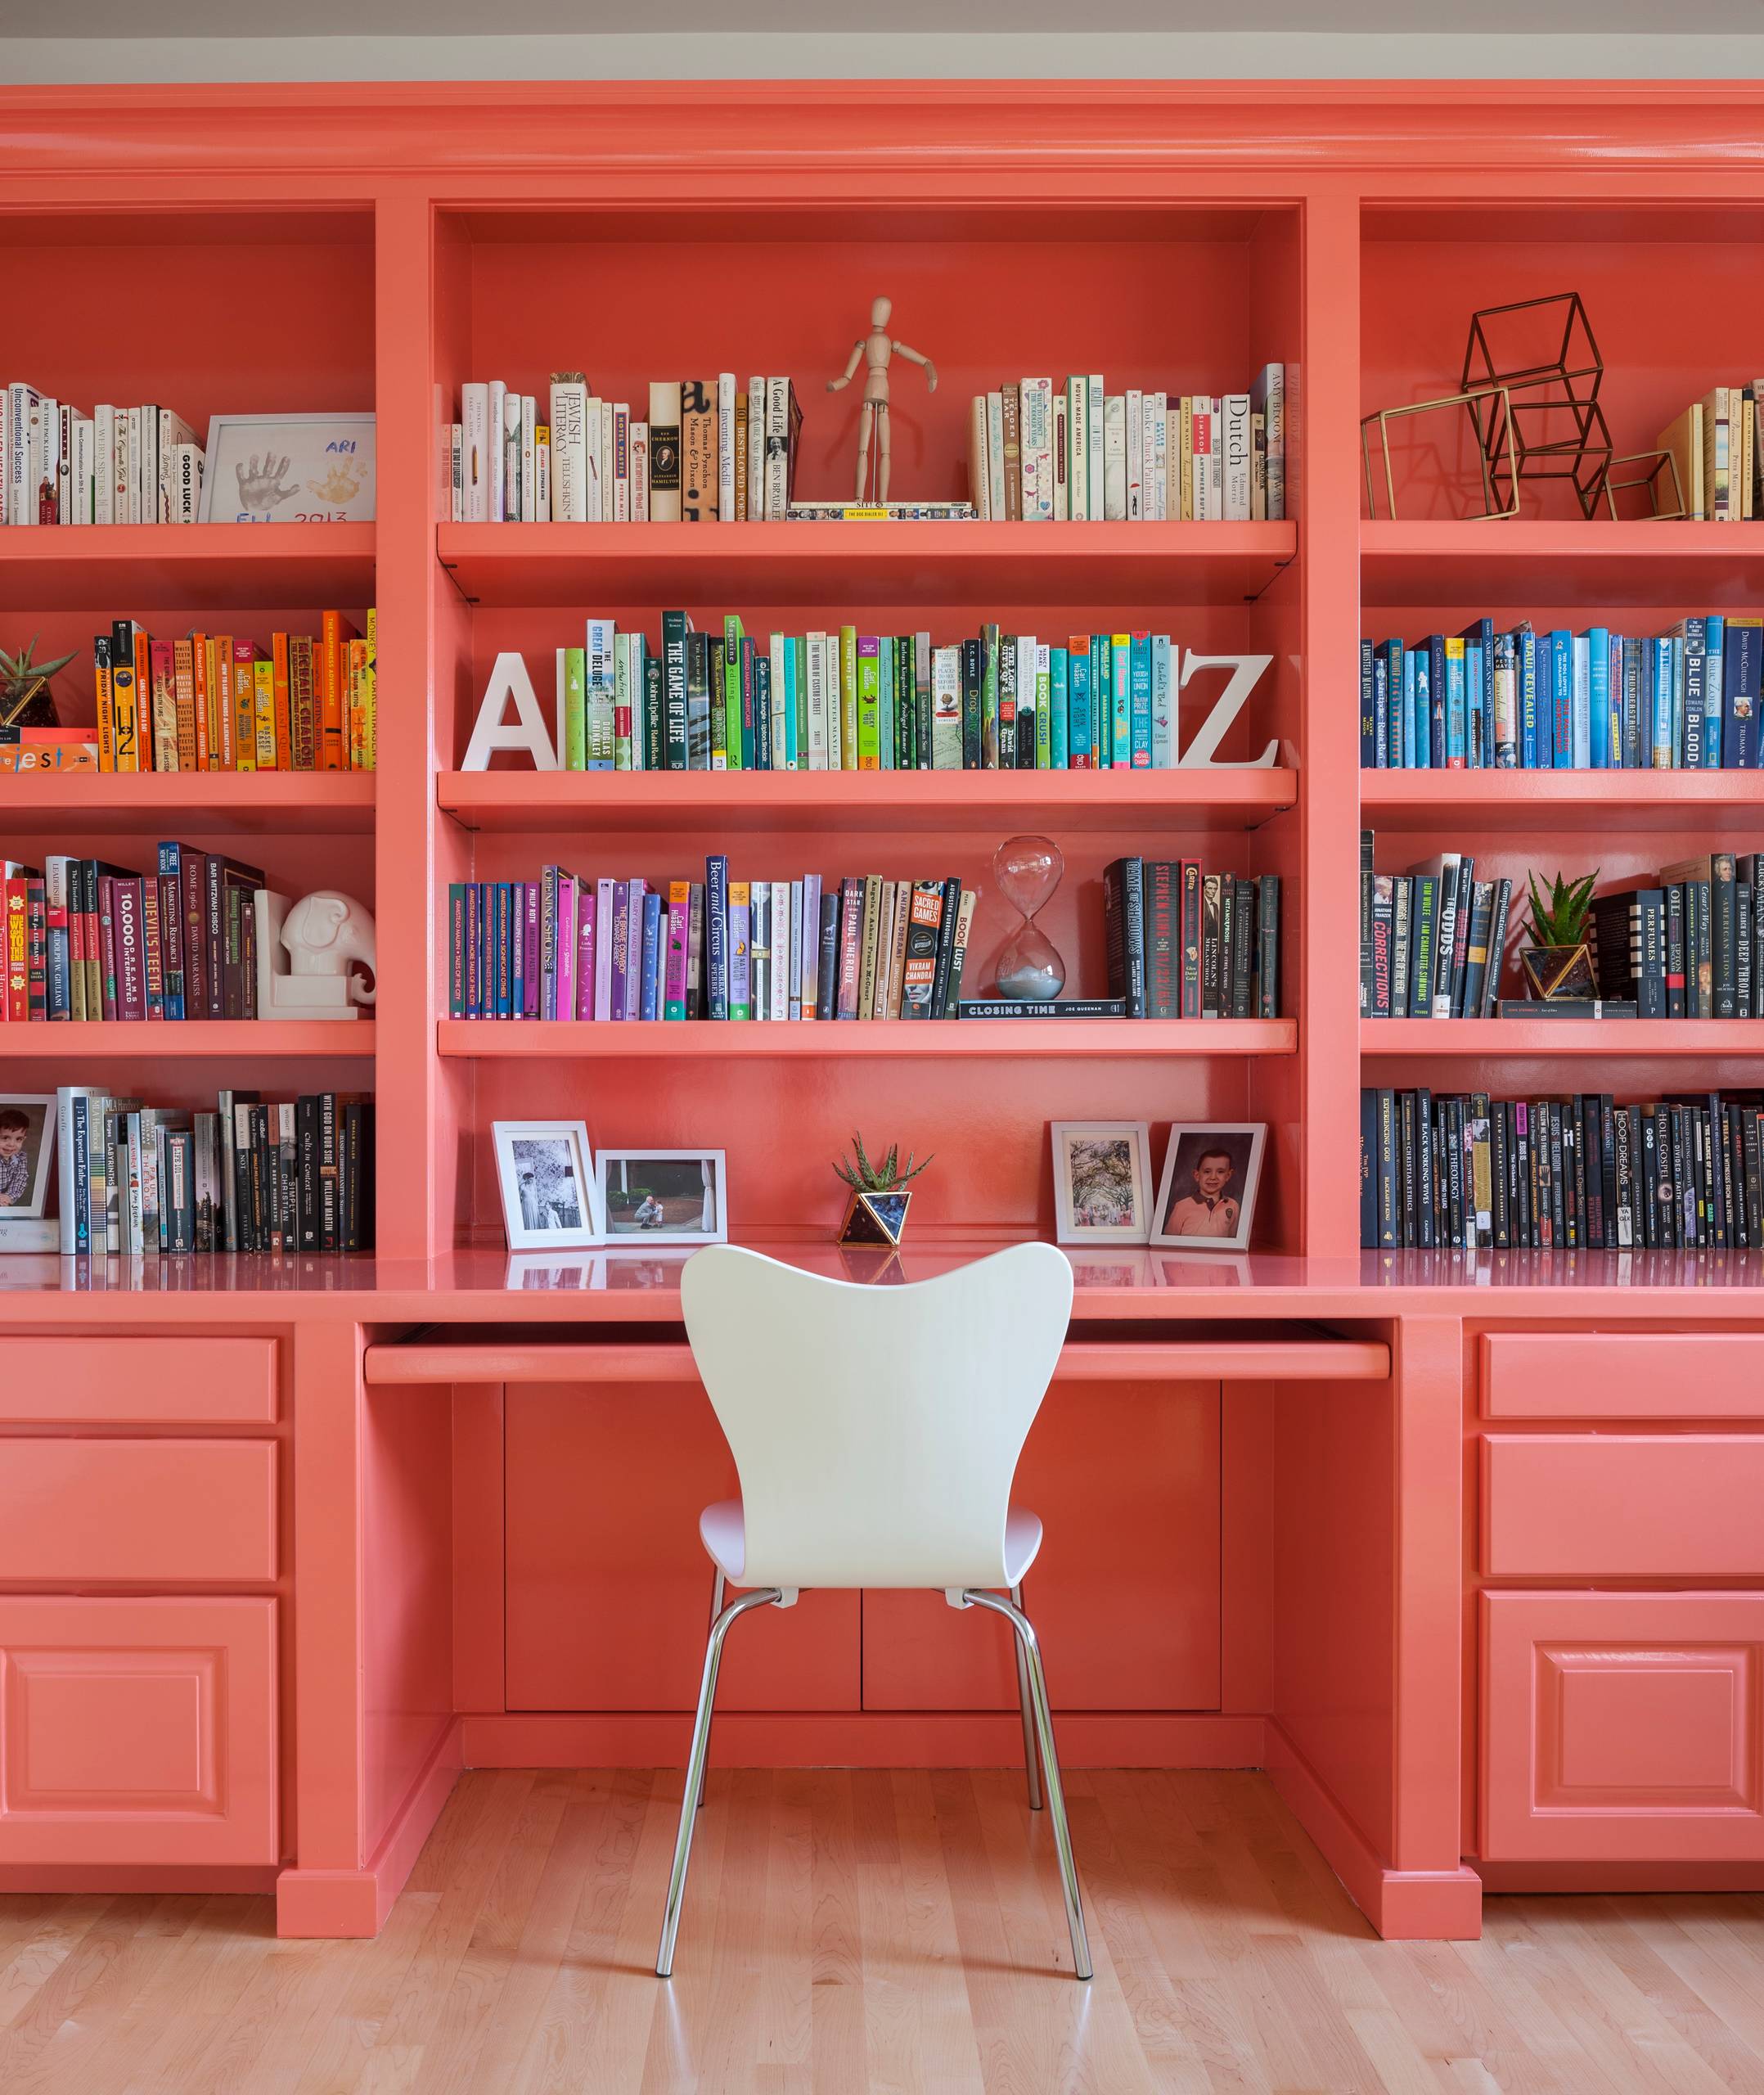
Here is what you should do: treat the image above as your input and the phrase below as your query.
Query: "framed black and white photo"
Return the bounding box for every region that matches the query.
[596,1150,727,1246]
[1050,1121,1153,1245]
[493,1120,600,1250]
[1150,1124,1265,1252]
[0,1094,55,1247]
[200,412,376,524]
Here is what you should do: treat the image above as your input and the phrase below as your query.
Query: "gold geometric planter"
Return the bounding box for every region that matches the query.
[837,1187,912,1248]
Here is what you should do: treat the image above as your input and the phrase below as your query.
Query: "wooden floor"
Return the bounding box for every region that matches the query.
[6,1769,1764,2094]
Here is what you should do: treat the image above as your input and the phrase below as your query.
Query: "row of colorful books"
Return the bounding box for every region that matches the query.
[1359,617,1762,771]
[2,386,201,526]
[448,864,977,1021]
[1656,385,1763,522]
[3,849,268,1022]
[1104,858,1281,1020]
[52,1085,372,1255]
[536,618,1203,773]
[450,376,805,524]
[967,372,1285,524]
[1361,1087,1764,1254]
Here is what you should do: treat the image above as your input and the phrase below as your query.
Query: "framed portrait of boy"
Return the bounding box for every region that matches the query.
[493,1120,601,1250]
[1150,1124,1265,1252]
[596,1150,727,1247]
[1050,1122,1154,1245]
[0,1094,54,1247]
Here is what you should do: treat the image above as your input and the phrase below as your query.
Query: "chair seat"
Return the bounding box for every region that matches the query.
[698,1498,1044,1588]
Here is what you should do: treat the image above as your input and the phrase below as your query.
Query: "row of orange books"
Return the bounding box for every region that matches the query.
[88,612,376,773]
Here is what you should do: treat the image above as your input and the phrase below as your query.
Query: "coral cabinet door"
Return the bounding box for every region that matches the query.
[503,1384,859,1711]
[0,1596,277,1866]
[1481,1592,1764,1863]
[862,1381,1222,1711]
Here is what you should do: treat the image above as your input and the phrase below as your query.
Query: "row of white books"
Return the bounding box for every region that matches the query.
[2,384,203,525]
[449,375,804,524]
[967,371,1286,523]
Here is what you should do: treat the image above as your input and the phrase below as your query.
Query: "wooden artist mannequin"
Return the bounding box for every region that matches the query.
[827,295,938,502]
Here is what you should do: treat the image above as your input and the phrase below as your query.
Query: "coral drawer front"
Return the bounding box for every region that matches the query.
[0,1596,277,1865]
[1481,1592,1764,1863]
[0,1441,277,1587]
[0,1338,276,1425]
[1482,1332,1764,1419]
[1481,1435,1764,1581]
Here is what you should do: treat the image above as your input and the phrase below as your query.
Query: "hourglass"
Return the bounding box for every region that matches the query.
[991,834,1067,1001]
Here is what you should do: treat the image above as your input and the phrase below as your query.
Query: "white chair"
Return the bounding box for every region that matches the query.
[655,1240,1091,1983]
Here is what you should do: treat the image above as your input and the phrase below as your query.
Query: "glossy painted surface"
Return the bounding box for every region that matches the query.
[1483,1331,1764,1418]
[7,83,1764,1941]
[0,1595,278,1866]
[0,1336,277,1423]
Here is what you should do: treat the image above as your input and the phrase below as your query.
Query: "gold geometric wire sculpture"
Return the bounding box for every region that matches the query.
[1602,448,1686,522]
[1361,385,1520,521]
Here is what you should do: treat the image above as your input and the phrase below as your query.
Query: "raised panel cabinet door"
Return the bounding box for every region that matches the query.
[503,1383,859,1712]
[0,1596,278,1867]
[861,1381,1222,1712]
[1481,1434,1764,1581]
[1481,1591,1764,1863]
[0,1439,277,1587]
[1482,1332,1764,1421]
[0,1337,277,1425]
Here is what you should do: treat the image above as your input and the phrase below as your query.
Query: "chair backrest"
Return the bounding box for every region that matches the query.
[680,1242,1074,1589]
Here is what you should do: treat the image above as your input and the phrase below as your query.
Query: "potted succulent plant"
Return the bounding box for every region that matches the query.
[1519,867,1600,1001]
[834,1132,932,1248]
[0,635,77,738]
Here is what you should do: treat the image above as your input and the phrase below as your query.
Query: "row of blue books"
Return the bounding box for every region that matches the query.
[1359,616,1761,771]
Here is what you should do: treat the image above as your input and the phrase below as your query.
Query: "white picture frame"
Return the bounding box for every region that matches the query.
[1050,1121,1154,1245]
[493,1120,601,1250]
[1150,1123,1266,1251]
[0,1094,55,1233]
[596,1149,727,1247]
[199,411,376,524]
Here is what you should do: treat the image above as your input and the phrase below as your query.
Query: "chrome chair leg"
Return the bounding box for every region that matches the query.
[962,1588,1093,1981]
[656,1585,781,1979]
[1009,1580,1044,1813]
[695,1566,726,1813]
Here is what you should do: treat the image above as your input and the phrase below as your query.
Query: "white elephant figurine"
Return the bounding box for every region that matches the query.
[254,889,377,1020]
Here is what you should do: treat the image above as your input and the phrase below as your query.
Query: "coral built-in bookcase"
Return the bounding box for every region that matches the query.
[15,84,1764,1953]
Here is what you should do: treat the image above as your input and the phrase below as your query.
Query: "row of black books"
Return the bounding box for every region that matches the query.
[4,847,266,1023]
[1361,1088,1764,1252]
[53,1084,372,1256]
[1104,858,1282,1019]
[1584,852,1764,1018]
[1359,835,1509,1020]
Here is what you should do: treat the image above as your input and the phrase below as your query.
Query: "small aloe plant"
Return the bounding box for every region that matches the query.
[1524,867,1599,948]
[833,1131,934,1195]
[0,634,77,730]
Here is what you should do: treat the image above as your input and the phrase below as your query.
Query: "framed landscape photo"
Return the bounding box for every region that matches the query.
[0,1094,55,1248]
[1050,1122,1154,1245]
[1150,1124,1266,1252]
[493,1120,601,1250]
[597,1150,727,1246]
[200,411,376,524]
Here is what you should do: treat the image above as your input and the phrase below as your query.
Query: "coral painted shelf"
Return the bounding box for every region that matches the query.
[1361,520,1764,611]
[0,1020,376,1061]
[1361,1018,1764,1059]
[0,773,376,838]
[439,1016,1296,1059]
[439,767,1298,835]
[1359,769,1764,835]
[0,523,376,613]
[437,520,1298,610]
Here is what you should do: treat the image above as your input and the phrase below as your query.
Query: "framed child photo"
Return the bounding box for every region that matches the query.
[1050,1122,1154,1245]
[200,411,376,524]
[1150,1124,1266,1252]
[597,1150,727,1247]
[0,1094,55,1250]
[493,1120,601,1250]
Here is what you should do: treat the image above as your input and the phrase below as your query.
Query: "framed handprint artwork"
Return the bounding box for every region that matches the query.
[200,411,376,523]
